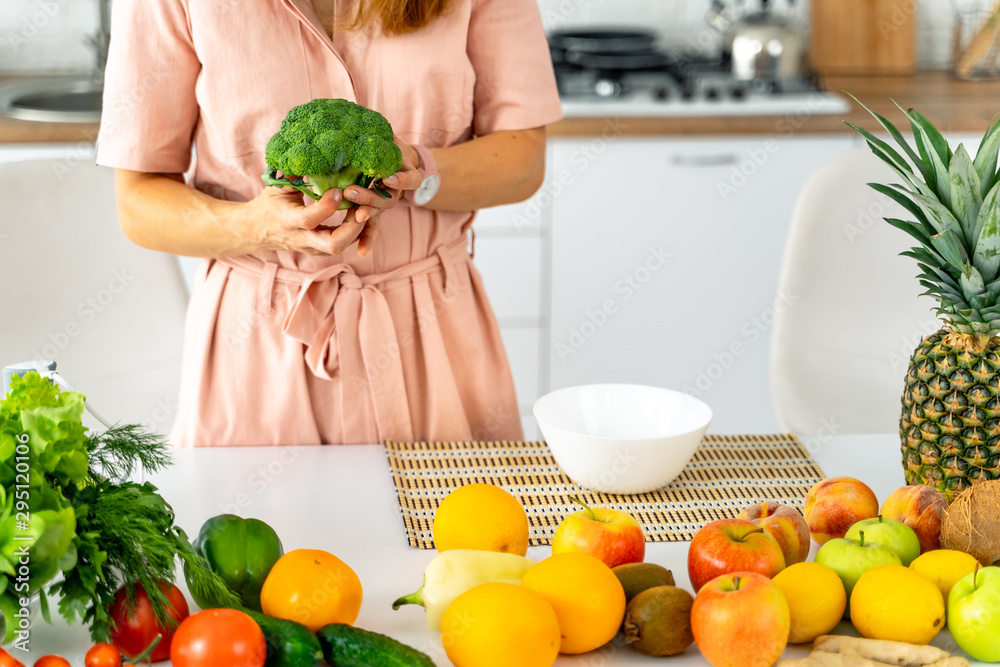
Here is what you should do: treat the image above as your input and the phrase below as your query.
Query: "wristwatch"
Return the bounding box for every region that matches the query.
[403,144,441,206]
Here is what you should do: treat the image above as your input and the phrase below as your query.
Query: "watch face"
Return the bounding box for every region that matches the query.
[415,174,441,206]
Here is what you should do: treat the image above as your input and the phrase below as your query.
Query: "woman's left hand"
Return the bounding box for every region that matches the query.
[338,140,425,257]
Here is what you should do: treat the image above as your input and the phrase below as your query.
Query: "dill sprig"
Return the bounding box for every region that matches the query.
[44,425,241,641]
[86,423,172,481]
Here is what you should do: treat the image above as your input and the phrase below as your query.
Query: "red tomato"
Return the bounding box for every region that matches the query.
[109,581,189,662]
[0,648,25,667]
[170,609,266,667]
[84,643,122,667]
[32,658,69,667]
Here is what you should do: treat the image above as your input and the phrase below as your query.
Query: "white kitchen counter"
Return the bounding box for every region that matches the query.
[13,435,984,665]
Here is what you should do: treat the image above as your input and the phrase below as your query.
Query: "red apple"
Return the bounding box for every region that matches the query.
[691,571,790,667]
[687,519,786,592]
[736,502,811,566]
[804,477,879,545]
[879,485,947,554]
[551,499,645,569]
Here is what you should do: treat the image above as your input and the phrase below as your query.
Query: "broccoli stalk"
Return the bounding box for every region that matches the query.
[261,98,402,209]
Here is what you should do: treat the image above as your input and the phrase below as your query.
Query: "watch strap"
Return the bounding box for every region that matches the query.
[403,144,441,206]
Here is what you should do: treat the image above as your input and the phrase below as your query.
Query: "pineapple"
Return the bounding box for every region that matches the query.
[850,98,1000,502]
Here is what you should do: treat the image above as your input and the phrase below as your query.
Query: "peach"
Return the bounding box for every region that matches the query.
[803,477,879,545]
[737,502,811,566]
[879,485,947,554]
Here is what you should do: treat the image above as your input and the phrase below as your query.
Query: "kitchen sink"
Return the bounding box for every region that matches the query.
[0,76,102,123]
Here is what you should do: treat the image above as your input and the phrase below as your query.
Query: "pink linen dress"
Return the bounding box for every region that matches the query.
[95,0,563,446]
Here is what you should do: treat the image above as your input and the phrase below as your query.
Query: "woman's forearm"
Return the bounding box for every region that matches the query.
[114,170,249,257]
[114,170,350,258]
[424,127,547,212]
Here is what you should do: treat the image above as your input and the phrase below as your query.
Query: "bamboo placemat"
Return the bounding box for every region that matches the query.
[385,434,825,548]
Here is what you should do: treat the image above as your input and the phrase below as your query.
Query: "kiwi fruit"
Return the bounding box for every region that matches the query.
[623,585,695,657]
[612,562,676,604]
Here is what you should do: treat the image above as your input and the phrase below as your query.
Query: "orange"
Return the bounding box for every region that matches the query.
[520,552,626,654]
[432,483,529,556]
[441,582,560,667]
[772,562,847,643]
[260,548,363,631]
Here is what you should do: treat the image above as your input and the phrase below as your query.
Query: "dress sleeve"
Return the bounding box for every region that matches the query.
[466,0,563,136]
[95,0,200,174]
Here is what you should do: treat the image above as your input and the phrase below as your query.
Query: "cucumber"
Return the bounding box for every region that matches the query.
[316,623,436,667]
[244,609,324,667]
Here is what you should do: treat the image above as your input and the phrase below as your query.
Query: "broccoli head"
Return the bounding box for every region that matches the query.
[261,98,403,208]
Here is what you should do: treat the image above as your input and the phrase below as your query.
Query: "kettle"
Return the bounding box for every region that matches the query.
[708,0,806,81]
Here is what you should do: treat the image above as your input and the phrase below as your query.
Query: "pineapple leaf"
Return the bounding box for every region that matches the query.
[931,229,970,270]
[917,261,963,288]
[905,105,953,163]
[893,102,952,200]
[918,278,963,302]
[851,125,935,198]
[892,184,965,239]
[885,217,934,246]
[948,145,984,245]
[846,93,934,184]
[974,115,1000,197]
[846,122,916,180]
[961,265,987,301]
[903,247,948,269]
[869,183,938,238]
[972,180,1000,281]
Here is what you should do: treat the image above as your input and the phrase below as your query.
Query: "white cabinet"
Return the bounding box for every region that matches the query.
[546,135,858,434]
[472,178,554,440]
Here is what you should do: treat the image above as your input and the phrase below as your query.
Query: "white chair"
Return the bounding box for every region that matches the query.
[769,147,941,441]
[0,160,188,435]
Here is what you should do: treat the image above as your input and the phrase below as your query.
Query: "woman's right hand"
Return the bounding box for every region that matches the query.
[237,185,370,256]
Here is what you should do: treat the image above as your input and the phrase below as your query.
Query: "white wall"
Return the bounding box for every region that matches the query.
[0,0,98,75]
[0,0,960,75]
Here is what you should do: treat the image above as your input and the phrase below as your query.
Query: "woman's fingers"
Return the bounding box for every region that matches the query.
[357,216,380,257]
[296,189,344,229]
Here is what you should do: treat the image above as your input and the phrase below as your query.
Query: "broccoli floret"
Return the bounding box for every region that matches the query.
[261,98,402,207]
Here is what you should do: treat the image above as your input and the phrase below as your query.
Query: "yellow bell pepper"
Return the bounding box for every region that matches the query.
[391,549,536,631]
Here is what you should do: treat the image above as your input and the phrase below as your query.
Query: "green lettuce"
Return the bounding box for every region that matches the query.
[0,372,90,641]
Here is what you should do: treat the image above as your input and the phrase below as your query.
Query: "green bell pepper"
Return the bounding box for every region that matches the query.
[185,514,284,612]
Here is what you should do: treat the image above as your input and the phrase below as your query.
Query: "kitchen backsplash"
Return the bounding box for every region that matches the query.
[0,0,958,75]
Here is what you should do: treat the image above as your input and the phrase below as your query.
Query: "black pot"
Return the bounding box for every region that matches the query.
[548,28,658,55]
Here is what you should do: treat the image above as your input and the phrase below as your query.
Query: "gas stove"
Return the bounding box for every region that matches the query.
[550,30,850,118]
[556,65,850,118]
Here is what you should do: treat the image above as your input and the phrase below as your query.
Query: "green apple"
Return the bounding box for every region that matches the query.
[948,566,1000,662]
[845,516,921,566]
[815,530,902,617]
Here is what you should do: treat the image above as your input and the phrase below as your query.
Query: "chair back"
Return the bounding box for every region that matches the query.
[770,147,939,440]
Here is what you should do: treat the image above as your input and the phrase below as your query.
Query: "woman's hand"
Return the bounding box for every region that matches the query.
[241,142,416,258]
[337,140,423,257]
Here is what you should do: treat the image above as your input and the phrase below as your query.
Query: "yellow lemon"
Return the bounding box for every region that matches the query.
[772,562,847,643]
[520,553,627,654]
[909,549,980,602]
[441,582,560,667]
[850,564,945,645]
[433,483,529,556]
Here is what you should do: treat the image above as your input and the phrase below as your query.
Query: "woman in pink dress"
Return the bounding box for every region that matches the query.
[97,0,562,446]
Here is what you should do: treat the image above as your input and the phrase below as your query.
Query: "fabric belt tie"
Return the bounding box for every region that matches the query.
[218,233,471,442]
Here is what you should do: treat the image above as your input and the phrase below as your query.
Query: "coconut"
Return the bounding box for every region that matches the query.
[940,480,1000,566]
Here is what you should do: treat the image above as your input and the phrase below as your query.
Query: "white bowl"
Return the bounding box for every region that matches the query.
[533,384,712,494]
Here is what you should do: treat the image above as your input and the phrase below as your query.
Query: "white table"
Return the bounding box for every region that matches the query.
[14,435,983,665]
